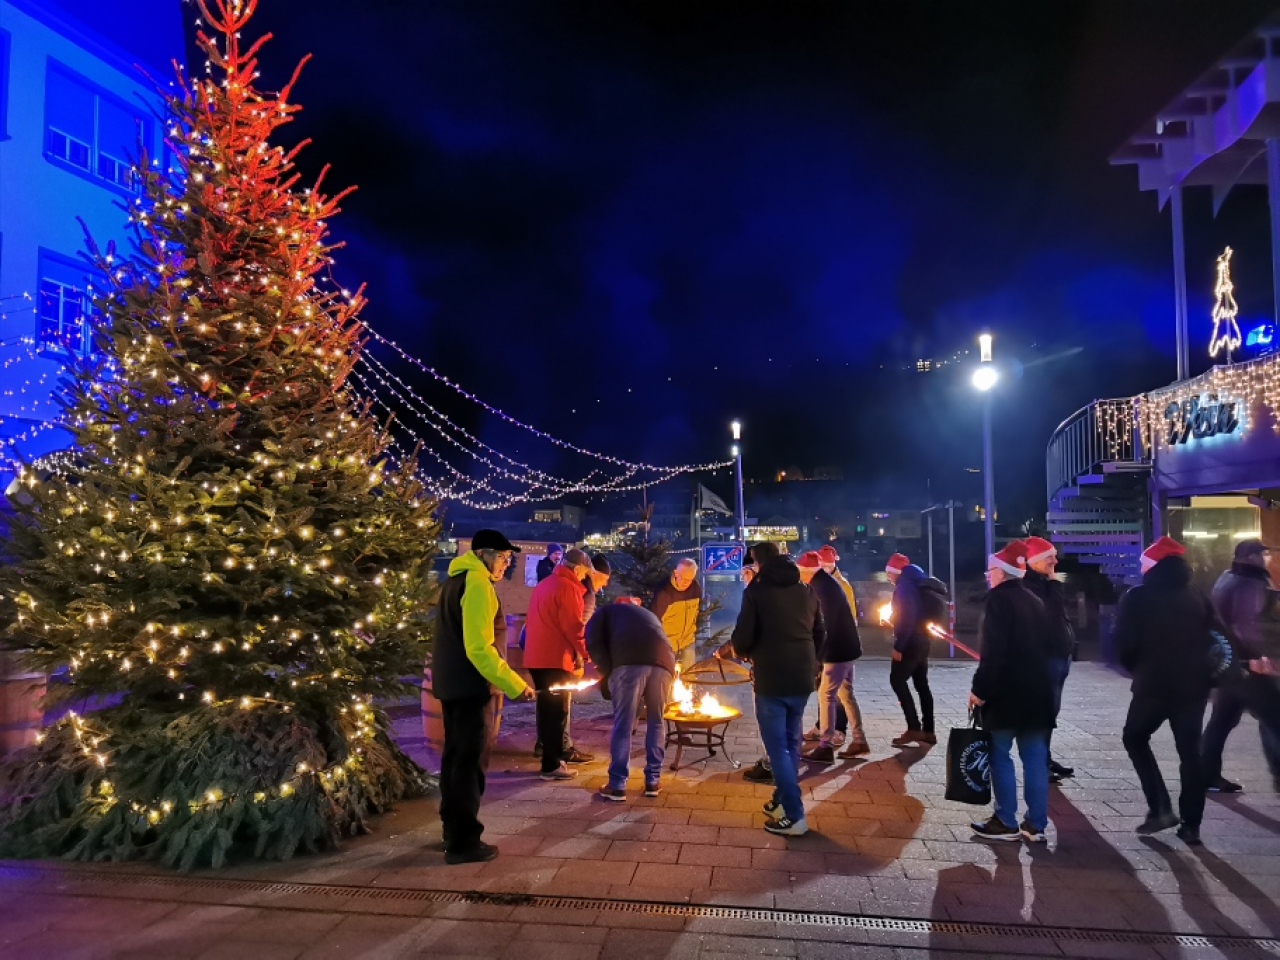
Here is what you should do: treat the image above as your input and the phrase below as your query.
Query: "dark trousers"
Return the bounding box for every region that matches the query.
[1204,673,1280,786]
[530,667,572,773]
[1122,694,1208,828]
[1045,655,1071,766]
[439,693,499,853]
[890,653,933,732]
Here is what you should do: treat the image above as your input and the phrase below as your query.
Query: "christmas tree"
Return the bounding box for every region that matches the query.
[0,0,437,868]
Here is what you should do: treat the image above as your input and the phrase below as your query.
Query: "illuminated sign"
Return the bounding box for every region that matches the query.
[1162,394,1239,445]
[743,525,799,542]
[1246,324,1274,348]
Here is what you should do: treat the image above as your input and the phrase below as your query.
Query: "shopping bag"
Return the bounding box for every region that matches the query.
[945,709,992,805]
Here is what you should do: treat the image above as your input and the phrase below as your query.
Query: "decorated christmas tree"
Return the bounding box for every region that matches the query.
[0,0,437,868]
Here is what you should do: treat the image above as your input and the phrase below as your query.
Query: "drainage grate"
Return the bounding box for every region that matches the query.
[5,864,1278,954]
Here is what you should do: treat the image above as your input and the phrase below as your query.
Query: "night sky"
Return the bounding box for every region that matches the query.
[221,0,1280,521]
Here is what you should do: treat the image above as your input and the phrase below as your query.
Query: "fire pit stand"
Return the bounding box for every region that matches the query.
[662,709,742,772]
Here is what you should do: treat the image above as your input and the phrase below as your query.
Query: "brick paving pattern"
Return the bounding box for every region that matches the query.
[1,660,1278,958]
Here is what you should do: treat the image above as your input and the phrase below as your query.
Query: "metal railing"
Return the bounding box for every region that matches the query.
[1046,397,1147,503]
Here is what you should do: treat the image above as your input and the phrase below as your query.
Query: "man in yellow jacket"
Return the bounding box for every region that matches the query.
[651,558,703,669]
[433,530,534,865]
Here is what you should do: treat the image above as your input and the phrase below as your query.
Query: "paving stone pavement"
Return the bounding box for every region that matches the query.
[2,660,1279,959]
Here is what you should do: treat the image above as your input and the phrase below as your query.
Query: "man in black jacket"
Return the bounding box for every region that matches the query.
[1116,536,1215,845]
[969,540,1058,843]
[1203,538,1273,793]
[729,542,823,836]
[1021,536,1077,783]
[886,553,936,747]
[536,543,563,583]
[587,598,676,802]
[796,551,866,764]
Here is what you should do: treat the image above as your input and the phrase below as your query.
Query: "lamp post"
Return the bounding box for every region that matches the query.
[731,420,745,548]
[972,333,998,561]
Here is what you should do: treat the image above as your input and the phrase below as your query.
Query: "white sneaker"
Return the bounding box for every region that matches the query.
[540,763,577,781]
[763,815,808,837]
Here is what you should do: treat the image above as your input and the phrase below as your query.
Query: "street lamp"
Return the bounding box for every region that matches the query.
[972,333,997,560]
[731,420,746,549]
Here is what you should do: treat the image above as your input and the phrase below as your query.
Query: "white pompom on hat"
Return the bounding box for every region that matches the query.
[885,553,909,576]
[989,540,1028,577]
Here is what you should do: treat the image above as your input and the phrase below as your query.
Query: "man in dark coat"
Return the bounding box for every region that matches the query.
[1116,537,1215,845]
[796,551,866,763]
[886,553,935,746]
[1021,536,1077,783]
[969,540,1058,843]
[1203,538,1273,793]
[433,530,534,864]
[587,598,676,802]
[536,543,563,583]
[728,541,824,836]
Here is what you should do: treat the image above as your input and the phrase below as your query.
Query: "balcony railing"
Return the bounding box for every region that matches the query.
[1046,397,1147,503]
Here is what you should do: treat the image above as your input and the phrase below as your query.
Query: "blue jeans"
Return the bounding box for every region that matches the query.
[755,693,810,822]
[607,666,672,790]
[989,728,1050,831]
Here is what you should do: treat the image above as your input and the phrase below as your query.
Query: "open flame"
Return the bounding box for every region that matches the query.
[878,602,893,625]
[547,678,599,693]
[669,676,735,718]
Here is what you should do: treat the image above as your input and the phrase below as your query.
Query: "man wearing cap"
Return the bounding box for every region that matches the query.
[1116,536,1215,845]
[525,547,595,779]
[796,551,867,763]
[587,597,676,802]
[969,540,1059,843]
[433,530,535,864]
[1203,538,1275,793]
[1021,536,1077,783]
[536,543,563,583]
[652,558,703,670]
[886,553,936,746]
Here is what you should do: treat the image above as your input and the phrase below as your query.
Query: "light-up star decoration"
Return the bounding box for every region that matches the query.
[1209,246,1242,361]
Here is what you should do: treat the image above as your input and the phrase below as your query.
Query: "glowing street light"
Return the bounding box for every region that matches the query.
[973,333,997,559]
[972,365,998,392]
[731,421,745,552]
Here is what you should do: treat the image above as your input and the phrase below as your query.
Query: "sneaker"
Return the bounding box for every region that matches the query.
[743,759,774,784]
[916,731,937,745]
[445,842,498,865]
[1136,811,1180,835]
[831,731,847,748]
[839,740,871,758]
[1019,821,1047,843]
[1176,824,1202,846]
[763,798,782,817]
[1049,770,1065,784]
[564,748,594,764]
[1207,777,1243,794]
[598,786,626,802]
[1049,760,1074,779]
[540,763,577,781]
[803,726,822,742]
[971,816,1021,841]
[891,730,921,747]
[763,815,809,836]
[644,781,661,798]
[802,744,836,765]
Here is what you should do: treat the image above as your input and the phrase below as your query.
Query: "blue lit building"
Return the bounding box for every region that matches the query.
[0,0,183,471]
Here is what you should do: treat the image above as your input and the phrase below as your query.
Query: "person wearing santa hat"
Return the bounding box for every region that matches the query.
[796,551,866,763]
[886,553,936,746]
[818,545,858,618]
[1115,536,1215,845]
[969,540,1059,842]
[803,544,856,748]
[1020,536,1077,784]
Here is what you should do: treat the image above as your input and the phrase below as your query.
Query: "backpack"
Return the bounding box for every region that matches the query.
[918,576,950,627]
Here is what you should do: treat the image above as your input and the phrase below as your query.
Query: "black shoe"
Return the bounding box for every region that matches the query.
[563,748,595,764]
[743,759,774,784]
[916,731,937,746]
[1176,825,1202,846]
[1136,811,1180,835]
[644,781,661,798]
[1019,821,1047,844]
[598,787,626,802]
[802,744,836,765]
[971,816,1021,841]
[1049,760,1074,779]
[763,798,782,817]
[1207,777,1242,794]
[1049,770,1064,784]
[533,741,543,758]
[445,842,498,865]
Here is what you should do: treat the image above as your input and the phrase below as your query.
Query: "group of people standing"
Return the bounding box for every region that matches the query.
[970,533,1280,848]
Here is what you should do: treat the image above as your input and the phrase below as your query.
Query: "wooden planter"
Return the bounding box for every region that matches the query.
[0,652,45,756]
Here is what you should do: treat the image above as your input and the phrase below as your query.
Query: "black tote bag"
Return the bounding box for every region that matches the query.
[945,708,992,805]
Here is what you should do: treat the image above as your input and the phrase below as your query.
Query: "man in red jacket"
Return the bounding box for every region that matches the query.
[524,547,594,780]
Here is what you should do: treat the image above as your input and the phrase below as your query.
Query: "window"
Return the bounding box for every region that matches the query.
[0,29,11,139]
[45,61,148,192]
[37,250,98,359]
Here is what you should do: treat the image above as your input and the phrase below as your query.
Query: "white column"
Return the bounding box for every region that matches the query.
[1171,184,1189,381]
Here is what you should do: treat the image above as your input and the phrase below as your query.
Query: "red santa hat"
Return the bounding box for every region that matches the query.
[886,553,910,576]
[1141,535,1185,574]
[988,539,1028,577]
[796,550,822,569]
[1022,536,1057,566]
[817,545,840,564]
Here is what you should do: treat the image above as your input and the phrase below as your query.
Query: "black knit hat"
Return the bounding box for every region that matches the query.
[591,553,612,575]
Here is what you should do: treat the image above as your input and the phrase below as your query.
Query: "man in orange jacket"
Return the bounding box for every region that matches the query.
[524,547,594,779]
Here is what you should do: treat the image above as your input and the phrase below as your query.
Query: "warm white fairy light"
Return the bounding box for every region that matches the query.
[1209,246,1242,360]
